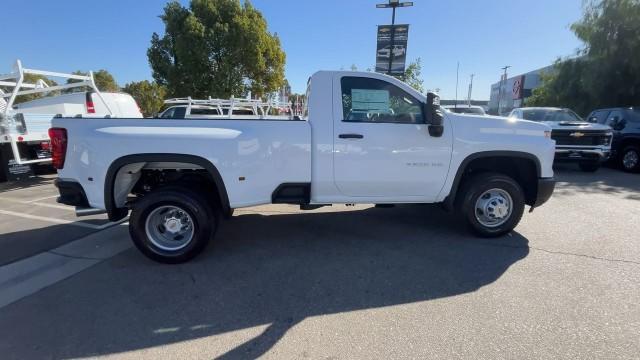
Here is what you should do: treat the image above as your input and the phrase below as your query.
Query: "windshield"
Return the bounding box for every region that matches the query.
[521,109,582,122]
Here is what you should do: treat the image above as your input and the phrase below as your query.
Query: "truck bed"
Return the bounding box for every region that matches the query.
[53,117,312,209]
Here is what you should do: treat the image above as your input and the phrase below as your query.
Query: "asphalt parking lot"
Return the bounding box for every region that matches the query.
[0,175,126,266]
[0,165,639,359]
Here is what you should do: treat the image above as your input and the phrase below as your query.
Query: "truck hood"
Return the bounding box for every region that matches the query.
[539,121,611,131]
[449,113,552,134]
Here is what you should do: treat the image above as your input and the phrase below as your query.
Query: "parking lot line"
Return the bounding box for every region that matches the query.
[29,202,72,211]
[0,197,72,211]
[25,195,60,203]
[0,209,126,230]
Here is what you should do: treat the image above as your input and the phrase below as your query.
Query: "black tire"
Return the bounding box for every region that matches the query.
[129,186,217,264]
[456,172,525,237]
[578,161,600,172]
[619,145,640,173]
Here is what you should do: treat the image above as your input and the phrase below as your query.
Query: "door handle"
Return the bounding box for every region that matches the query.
[339,133,364,139]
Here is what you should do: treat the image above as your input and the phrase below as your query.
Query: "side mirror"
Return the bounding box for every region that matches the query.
[587,116,598,123]
[425,92,444,137]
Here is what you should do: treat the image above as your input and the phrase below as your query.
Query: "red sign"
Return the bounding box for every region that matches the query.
[512,75,525,100]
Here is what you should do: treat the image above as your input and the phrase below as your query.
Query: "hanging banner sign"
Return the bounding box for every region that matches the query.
[375,24,409,75]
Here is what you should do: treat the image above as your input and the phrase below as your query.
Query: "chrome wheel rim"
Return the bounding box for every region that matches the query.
[145,205,195,251]
[475,188,513,228]
[623,150,639,169]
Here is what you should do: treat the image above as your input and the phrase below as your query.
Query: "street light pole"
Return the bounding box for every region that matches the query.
[376,0,413,76]
[497,65,511,115]
[388,6,396,76]
[467,74,475,106]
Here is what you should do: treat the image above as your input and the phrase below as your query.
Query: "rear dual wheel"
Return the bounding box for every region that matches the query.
[129,186,218,264]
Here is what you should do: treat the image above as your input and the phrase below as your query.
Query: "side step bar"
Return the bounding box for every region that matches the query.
[75,207,107,217]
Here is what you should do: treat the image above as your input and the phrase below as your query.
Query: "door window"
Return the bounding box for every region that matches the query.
[341,77,423,124]
[173,107,187,118]
[589,110,609,124]
[606,110,622,126]
[160,107,175,118]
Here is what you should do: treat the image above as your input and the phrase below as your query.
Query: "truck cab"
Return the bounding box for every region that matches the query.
[51,71,556,263]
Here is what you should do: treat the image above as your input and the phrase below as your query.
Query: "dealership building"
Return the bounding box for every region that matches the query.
[487,65,553,115]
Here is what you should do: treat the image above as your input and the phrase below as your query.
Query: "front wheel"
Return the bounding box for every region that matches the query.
[620,145,640,173]
[129,186,217,264]
[578,161,601,172]
[457,173,525,237]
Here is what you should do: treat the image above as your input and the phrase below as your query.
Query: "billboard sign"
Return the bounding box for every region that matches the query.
[375,24,409,75]
[512,75,525,100]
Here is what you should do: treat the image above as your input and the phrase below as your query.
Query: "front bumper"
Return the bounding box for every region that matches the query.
[533,177,555,208]
[554,147,610,162]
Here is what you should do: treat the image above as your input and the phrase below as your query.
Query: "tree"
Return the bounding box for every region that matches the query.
[66,70,119,93]
[122,80,167,117]
[8,74,59,104]
[147,0,286,99]
[399,58,424,93]
[527,0,640,115]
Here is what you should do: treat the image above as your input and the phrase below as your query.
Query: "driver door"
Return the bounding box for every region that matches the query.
[332,76,452,200]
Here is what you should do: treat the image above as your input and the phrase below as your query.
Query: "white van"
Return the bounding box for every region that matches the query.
[14,91,143,118]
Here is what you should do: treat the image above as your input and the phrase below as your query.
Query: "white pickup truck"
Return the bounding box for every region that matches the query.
[50,71,556,263]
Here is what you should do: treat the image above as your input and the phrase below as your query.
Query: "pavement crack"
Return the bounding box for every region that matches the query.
[528,246,640,265]
[473,240,640,265]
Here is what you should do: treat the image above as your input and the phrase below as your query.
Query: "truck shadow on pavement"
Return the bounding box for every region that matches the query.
[0,205,529,359]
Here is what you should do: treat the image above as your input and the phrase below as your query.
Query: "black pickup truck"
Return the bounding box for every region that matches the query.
[588,107,640,172]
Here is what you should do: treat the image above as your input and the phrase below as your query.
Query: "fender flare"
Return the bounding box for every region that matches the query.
[442,151,542,211]
[104,154,230,221]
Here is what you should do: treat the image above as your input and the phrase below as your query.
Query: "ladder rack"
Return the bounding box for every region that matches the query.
[164,96,293,119]
[0,59,113,166]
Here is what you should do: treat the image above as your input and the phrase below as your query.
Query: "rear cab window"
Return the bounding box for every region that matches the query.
[190,107,220,115]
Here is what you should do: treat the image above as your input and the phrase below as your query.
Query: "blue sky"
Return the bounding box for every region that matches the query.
[2,0,584,99]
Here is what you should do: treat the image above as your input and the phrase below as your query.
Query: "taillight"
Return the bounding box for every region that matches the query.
[85,92,96,113]
[48,128,67,169]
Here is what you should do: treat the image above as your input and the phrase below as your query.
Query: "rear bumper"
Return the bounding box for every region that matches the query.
[533,177,555,208]
[54,179,89,207]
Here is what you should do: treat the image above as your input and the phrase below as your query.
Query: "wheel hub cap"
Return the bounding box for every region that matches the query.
[475,188,513,228]
[145,205,195,251]
[164,217,182,234]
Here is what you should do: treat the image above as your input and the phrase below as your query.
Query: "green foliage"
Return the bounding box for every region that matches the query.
[66,70,120,93]
[10,74,59,104]
[147,0,286,99]
[527,0,640,115]
[122,80,167,117]
[398,58,424,93]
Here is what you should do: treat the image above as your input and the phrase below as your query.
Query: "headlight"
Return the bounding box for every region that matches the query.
[544,130,552,138]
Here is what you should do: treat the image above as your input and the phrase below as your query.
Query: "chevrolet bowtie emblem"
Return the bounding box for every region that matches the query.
[570,132,585,137]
